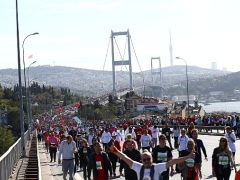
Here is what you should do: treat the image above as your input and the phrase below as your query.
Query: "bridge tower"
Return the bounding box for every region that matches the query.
[111,30,133,93]
[150,57,163,98]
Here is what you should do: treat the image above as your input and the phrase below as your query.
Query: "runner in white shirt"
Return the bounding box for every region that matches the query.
[125,127,136,140]
[87,130,94,146]
[129,127,137,140]
[140,129,152,152]
[113,130,122,143]
[178,129,189,156]
[151,125,160,148]
[109,144,195,180]
[225,126,236,161]
[101,128,112,151]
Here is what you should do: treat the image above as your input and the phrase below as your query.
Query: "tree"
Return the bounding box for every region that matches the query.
[7,108,21,136]
[3,87,14,99]
[94,108,103,120]
[94,99,101,108]
[0,126,15,155]
[108,95,114,104]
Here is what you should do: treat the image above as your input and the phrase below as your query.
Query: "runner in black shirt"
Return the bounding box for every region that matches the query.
[192,129,207,178]
[120,139,141,180]
[178,138,201,180]
[152,134,173,180]
[162,124,173,150]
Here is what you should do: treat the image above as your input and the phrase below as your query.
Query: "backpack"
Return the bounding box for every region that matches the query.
[140,165,155,180]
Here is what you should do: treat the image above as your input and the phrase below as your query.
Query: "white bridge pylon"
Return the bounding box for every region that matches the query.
[111,30,133,94]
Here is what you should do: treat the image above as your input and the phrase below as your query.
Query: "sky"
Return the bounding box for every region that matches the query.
[1,0,240,72]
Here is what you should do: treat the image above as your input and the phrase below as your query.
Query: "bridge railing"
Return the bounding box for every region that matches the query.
[130,125,226,135]
[0,131,29,180]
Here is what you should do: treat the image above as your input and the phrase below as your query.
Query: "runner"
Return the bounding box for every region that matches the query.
[178,138,201,180]
[58,135,77,180]
[120,139,141,179]
[88,142,112,180]
[212,137,237,180]
[191,129,208,178]
[109,143,195,180]
[152,134,174,180]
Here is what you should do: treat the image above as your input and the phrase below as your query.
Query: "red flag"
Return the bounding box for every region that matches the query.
[57,106,62,113]
[28,54,33,59]
[74,102,81,108]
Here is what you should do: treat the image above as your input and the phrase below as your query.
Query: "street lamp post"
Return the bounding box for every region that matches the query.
[27,61,37,133]
[22,32,39,139]
[176,57,190,117]
[15,0,26,157]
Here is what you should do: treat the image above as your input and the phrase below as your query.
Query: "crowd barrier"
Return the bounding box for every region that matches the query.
[0,131,28,180]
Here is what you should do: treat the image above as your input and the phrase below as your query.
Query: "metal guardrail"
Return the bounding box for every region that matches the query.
[0,131,28,180]
[37,132,42,180]
[130,125,226,135]
[171,125,226,134]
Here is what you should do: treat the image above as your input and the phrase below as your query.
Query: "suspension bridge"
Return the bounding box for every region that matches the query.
[0,30,222,180]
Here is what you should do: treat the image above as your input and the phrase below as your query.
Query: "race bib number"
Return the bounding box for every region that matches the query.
[157,152,167,162]
[83,148,87,154]
[218,156,229,166]
[143,176,151,180]
[144,139,149,144]
[96,161,102,170]
[50,143,57,148]
[185,158,195,167]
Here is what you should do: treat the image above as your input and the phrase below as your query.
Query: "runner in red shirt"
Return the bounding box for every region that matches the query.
[95,153,107,180]
[134,126,143,150]
[108,125,116,135]
[89,142,112,180]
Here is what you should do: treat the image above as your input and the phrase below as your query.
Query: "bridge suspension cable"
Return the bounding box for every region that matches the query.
[102,37,111,71]
[114,37,129,72]
[130,36,143,74]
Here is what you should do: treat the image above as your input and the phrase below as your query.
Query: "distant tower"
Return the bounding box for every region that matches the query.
[169,30,173,66]
[211,62,217,70]
[150,57,163,98]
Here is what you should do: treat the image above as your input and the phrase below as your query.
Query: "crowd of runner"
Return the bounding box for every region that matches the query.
[35,106,239,180]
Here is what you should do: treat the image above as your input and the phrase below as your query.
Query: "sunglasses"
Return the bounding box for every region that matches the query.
[142,158,151,162]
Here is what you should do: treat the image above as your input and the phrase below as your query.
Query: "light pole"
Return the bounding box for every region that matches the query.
[15,0,26,157]
[27,61,37,133]
[22,32,39,139]
[176,57,190,117]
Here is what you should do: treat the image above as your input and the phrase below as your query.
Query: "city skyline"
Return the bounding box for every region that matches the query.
[1,0,240,72]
